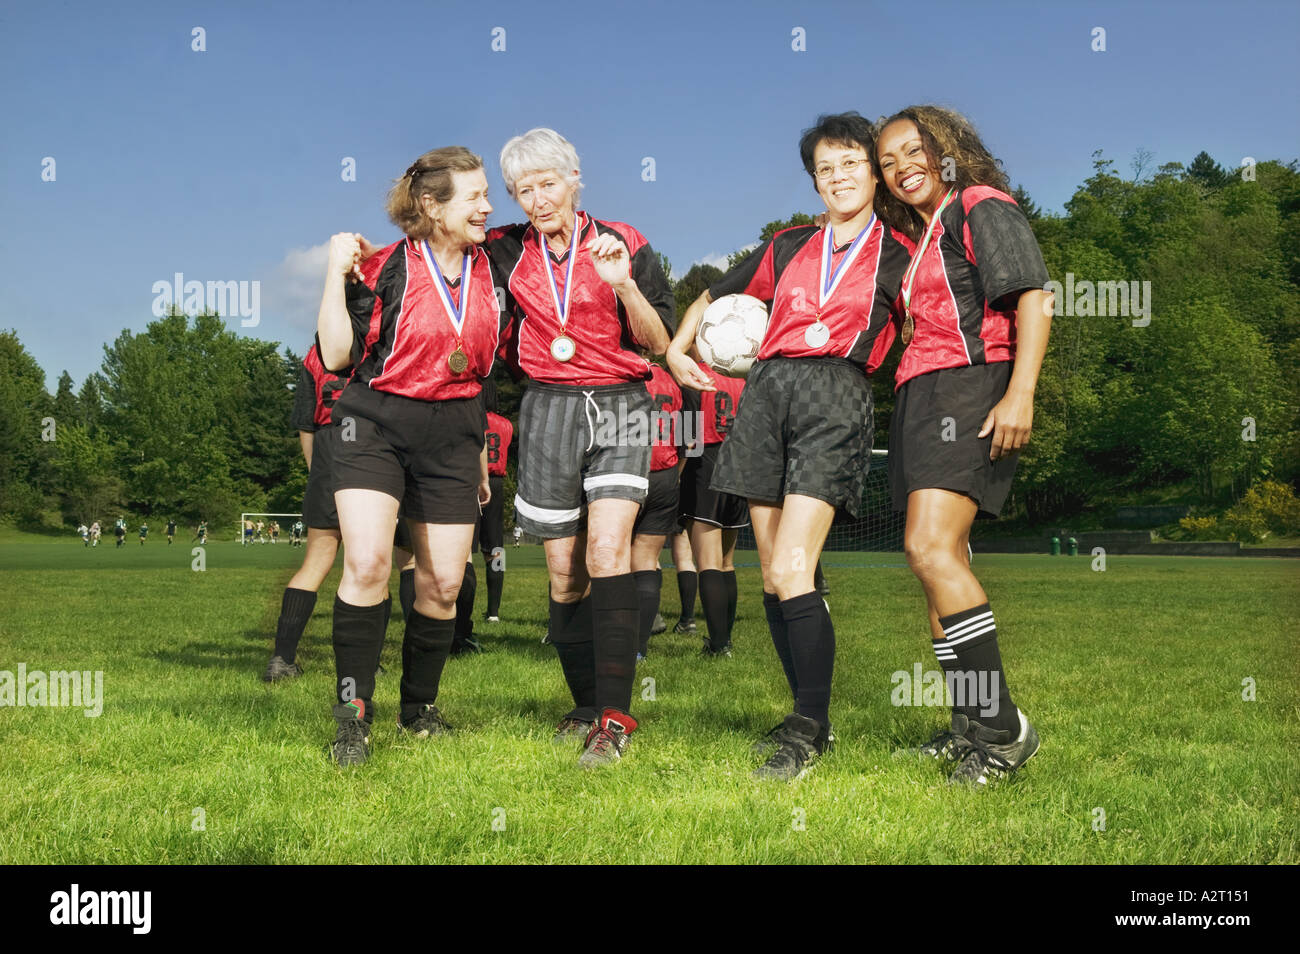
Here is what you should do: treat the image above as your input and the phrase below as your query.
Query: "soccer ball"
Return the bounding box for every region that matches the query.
[696,294,768,377]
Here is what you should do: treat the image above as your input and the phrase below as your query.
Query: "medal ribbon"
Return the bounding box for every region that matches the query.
[819,213,876,313]
[899,188,956,317]
[420,241,473,345]
[539,212,582,331]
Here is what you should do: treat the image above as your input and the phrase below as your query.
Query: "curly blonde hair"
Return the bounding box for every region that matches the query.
[872,105,1010,241]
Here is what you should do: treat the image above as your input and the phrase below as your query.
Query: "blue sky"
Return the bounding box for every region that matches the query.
[2,0,1296,390]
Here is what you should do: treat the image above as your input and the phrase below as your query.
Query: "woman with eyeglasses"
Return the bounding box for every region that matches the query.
[667,112,911,781]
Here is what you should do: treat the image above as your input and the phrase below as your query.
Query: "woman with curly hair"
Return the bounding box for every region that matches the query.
[874,106,1052,786]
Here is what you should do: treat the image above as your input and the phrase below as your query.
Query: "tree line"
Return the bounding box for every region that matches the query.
[0,150,1295,534]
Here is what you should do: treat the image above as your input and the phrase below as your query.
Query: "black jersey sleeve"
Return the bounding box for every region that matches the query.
[708,239,776,307]
[629,242,676,338]
[290,364,317,432]
[965,196,1050,309]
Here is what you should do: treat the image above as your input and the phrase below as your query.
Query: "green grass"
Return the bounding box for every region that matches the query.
[1,534,1296,864]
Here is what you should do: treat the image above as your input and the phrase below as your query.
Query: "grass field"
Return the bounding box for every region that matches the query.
[1,530,1296,864]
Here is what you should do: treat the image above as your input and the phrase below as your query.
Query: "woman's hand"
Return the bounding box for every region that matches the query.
[327,233,379,282]
[978,388,1034,460]
[587,233,632,287]
[667,345,715,392]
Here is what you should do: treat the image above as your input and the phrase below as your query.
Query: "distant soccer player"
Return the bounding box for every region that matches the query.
[679,358,748,658]
[114,517,126,549]
[90,521,101,547]
[270,521,280,544]
[243,519,254,546]
[166,519,177,545]
[513,525,522,547]
[480,379,512,623]
[631,360,685,659]
[138,522,148,546]
[196,520,208,545]
[291,519,304,547]
[263,343,351,683]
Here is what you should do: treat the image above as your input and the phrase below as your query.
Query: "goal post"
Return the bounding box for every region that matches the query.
[236,512,302,544]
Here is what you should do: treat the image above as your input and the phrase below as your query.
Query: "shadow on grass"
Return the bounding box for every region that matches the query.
[148,632,268,669]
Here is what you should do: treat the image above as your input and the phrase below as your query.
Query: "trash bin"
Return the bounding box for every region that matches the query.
[1050,535,1060,556]
[1068,536,1079,557]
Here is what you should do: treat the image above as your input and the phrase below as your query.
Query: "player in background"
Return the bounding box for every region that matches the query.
[243,519,254,546]
[631,360,685,659]
[256,520,267,544]
[480,378,512,624]
[318,146,499,765]
[114,517,126,549]
[196,520,208,545]
[89,521,101,546]
[263,343,351,683]
[138,522,149,546]
[513,525,522,547]
[291,519,304,547]
[487,128,674,767]
[271,521,280,544]
[669,530,697,633]
[77,523,89,546]
[669,112,910,780]
[166,519,177,545]
[874,106,1050,786]
[680,358,748,658]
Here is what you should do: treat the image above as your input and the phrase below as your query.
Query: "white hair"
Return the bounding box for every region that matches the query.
[499,127,583,208]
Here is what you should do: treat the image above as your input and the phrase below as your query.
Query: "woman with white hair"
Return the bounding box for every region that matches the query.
[486,127,674,768]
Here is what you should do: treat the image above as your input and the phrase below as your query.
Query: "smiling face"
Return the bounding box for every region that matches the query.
[512,169,577,237]
[812,139,876,222]
[876,119,946,216]
[421,168,493,247]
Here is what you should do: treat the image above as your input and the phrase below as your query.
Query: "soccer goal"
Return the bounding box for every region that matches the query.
[236,512,301,544]
[735,451,905,565]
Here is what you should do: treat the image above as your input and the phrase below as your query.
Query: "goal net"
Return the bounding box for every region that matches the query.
[236,512,301,544]
[735,451,905,566]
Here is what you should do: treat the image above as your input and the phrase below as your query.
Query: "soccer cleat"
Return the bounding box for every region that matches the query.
[650,613,667,635]
[672,618,697,634]
[398,703,453,738]
[894,713,970,763]
[450,635,483,656]
[553,715,594,743]
[753,721,835,757]
[701,641,733,659]
[329,701,371,766]
[485,615,501,623]
[577,709,638,769]
[262,655,302,683]
[752,713,829,781]
[947,709,1040,787]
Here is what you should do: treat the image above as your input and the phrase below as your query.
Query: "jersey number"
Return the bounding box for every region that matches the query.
[714,392,734,434]
[486,432,501,464]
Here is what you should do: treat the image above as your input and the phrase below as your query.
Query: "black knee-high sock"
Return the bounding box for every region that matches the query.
[590,574,639,714]
[764,591,797,701]
[934,602,1019,733]
[485,550,504,617]
[677,570,697,622]
[723,570,738,636]
[273,587,316,662]
[399,610,456,722]
[632,570,660,656]
[698,569,729,650]
[399,567,415,623]
[455,562,476,640]
[782,591,835,728]
[332,596,387,722]
[550,597,596,718]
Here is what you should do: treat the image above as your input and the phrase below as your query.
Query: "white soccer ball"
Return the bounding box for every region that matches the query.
[696,294,769,377]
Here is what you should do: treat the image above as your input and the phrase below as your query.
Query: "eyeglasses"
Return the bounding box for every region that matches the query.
[814,157,870,180]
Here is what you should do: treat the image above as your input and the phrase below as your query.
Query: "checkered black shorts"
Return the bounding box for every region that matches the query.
[712,357,874,517]
[515,380,653,539]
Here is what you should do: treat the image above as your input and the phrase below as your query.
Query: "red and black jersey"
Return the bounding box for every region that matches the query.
[343,238,505,401]
[485,411,513,477]
[708,221,910,373]
[486,212,675,385]
[681,360,746,446]
[645,364,683,471]
[293,344,352,431]
[895,186,1049,389]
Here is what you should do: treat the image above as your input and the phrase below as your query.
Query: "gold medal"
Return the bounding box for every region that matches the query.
[448,348,469,374]
[901,313,914,346]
